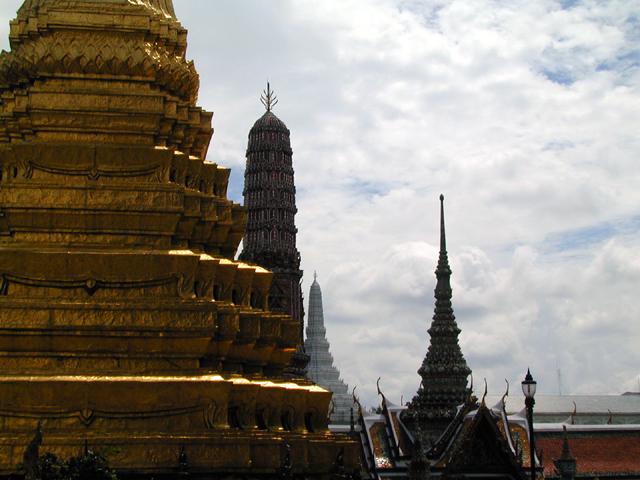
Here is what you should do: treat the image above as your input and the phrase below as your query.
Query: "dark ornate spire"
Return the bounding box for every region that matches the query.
[554,425,577,480]
[239,88,308,379]
[401,195,471,440]
[435,194,452,299]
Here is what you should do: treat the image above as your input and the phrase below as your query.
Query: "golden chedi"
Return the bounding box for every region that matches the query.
[0,0,357,477]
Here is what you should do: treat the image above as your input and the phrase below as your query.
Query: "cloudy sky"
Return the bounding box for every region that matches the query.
[1,0,640,410]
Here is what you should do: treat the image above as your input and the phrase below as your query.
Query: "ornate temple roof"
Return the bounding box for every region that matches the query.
[489,394,640,416]
[357,395,532,480]
[486,393,640,425]
[252,111,290,132]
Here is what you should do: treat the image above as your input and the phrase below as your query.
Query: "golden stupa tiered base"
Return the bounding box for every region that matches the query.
[0,1,358,477]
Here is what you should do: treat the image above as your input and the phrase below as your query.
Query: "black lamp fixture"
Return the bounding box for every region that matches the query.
[522,369,537,399]
[522,369,537,480]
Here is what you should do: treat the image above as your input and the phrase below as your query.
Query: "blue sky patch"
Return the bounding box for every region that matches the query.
[543,215,640,253]
[541,69,575,85]
[542,141,576,151]
[559,0,580,9]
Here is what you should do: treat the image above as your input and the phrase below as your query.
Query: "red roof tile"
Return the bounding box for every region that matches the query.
[537,435,640,476]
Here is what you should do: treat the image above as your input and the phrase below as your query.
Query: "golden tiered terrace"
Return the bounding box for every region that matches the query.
[0,0,357,476]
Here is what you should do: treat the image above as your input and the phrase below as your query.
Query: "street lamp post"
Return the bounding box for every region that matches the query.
[522,369,537,480]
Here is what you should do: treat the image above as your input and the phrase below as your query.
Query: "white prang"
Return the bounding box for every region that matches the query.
[305,275,354,425]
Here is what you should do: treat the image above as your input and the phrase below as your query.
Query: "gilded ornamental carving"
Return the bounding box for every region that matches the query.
[0,32,199,102]
[0,0,357,476]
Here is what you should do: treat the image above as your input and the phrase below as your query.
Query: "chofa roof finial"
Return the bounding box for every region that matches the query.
[261,81,278,112]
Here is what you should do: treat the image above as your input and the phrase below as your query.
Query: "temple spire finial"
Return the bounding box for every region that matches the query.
[261,81,278,112]
[440,194,446,252]
[435,194,452,297]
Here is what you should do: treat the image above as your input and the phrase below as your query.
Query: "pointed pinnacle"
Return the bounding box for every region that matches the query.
[440,194,446,252]
[260,81,278,112]
[435,195,452,296]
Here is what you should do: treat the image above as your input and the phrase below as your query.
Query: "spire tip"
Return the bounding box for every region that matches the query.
[439,194,447,253]
[261,81,278,112]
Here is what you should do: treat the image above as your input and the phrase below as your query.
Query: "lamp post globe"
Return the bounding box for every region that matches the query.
[522,369,537,399]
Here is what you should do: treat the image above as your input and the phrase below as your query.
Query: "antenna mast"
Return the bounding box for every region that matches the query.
[557,359,563,396]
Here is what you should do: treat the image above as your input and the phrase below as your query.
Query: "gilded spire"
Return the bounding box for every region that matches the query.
[261,82,279,112]
[401,195,471,440]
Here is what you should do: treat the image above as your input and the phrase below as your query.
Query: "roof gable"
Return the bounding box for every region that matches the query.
[443,407,526,479]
